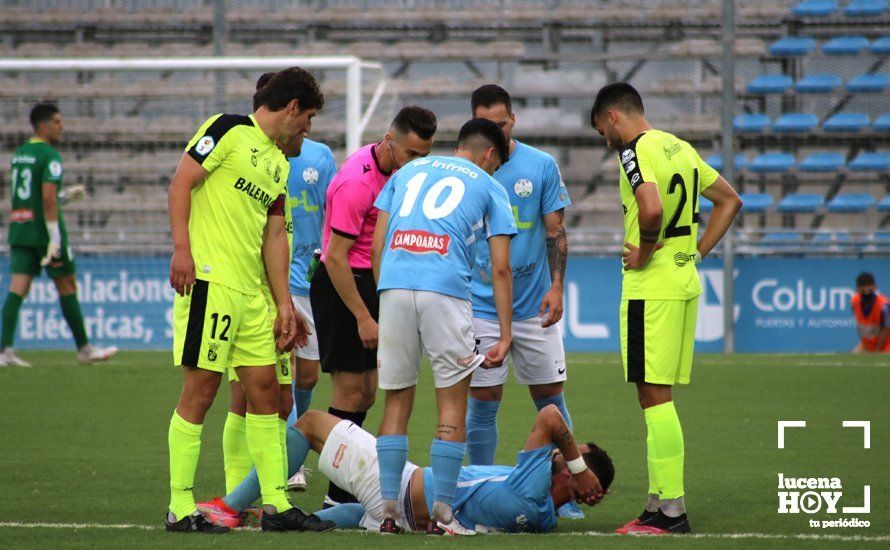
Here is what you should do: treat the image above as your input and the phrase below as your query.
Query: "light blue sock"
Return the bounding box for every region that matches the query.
[223,426,311,511]
[376,435,409,501]
[430,439,466,506]
[534,392,573,430]
[466,397,500,465]
[294,386,314,418]
[314,503,365,528]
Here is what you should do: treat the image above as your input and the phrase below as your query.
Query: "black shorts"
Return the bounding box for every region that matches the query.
[309,262,379,374]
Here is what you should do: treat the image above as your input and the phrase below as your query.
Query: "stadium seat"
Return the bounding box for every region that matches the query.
[750,152,796,173]
[773,113,819,133]
[739,192,773,212]
[871,36,890,54]
[777,194,825,212]
[822,35,870,55]
[827,193,876,212]
[705,153,748,171]
[795,74,842,93]
[874,113,890,131]
[812,231,852,243]
[847,73,890,92]
[699,196,713,213]
[733,113,771,132]
[877,196,890,211]
[761,232,804,244]
[747,75,793,94]
[799,151,846,171]
[822,113,870,132]
[875,230,890,243]
[769,36,817,56]
[849,152,890,171]
[844,0,888,17]
[792,0,839,17]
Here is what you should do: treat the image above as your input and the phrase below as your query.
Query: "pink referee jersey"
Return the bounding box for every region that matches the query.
[320,143,393,269]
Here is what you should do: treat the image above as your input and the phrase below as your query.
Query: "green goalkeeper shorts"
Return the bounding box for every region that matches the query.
[620,297,698,385]
[9,244,76,279]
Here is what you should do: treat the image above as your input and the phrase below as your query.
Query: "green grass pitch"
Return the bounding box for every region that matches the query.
[0,351,888,548]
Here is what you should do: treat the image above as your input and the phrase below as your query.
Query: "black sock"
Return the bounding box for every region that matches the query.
[324,407,366,506]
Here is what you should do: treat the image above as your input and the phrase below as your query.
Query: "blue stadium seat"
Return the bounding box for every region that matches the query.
[799,152,846,171]
[773,113,819,133]
[871,36,890,54]
[705,153,747,171]
[822,112,870,132]
[747,75,793,94]
[874,113,890,131]
[761,232,804,243]
[849,151,890,171]
[792,0,839,17]
[733,113,771,132]
[844,0,888,17]
[847,73,890,92]
[769,36,818,56]
[823,35,870,55]
[739,192,773,212]
[812,231,852,243]
[777,194,824,212]
[750,152,796,173]
[795,74,842,93]
[699,196,713,213]
[875,230,890,242]
[827,193,876,212]
[877,196,890,211]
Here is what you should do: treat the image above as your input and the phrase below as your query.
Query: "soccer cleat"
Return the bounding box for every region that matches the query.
[196,497,241,529]
[287,466,311,491]
[378,517,403,535]
[260,505,336,532]
[557,501,586,519]
[77,344,118,364]
[0,348,31,367]
[165,510,231,534]
[426,517,476,536]
[615,509,658,534]
[623,511,691,535]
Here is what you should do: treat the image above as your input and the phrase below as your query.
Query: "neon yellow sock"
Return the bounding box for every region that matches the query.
[223,412,252,494]
[168,411,202,520]
[279,418,288,481]
[644,401,685,500]
[646,418,658,496]
[245,412,291,512]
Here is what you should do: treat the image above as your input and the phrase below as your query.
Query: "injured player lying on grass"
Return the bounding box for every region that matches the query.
[199,404,614,534]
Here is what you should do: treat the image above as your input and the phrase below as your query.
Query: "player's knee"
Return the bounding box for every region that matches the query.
[296,366,319,390]
[470,385,503,402]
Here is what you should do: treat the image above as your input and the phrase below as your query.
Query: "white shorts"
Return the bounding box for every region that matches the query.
[378,289,484,390]
[470,317,567,387]
[318,420,420,531]
[291,294,319,361]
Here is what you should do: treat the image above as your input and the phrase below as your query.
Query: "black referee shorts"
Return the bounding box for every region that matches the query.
[309,261,379,375]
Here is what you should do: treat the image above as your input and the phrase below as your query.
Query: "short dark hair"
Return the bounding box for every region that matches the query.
[253,67,324,113]
[457,118,509,164]
[390,105,437,141]
[856,272,876,287]
[253,72,277,110]
[582,442,615,491]
[471,84,512,114]
[590,82,644,126]
[30,101,59,128]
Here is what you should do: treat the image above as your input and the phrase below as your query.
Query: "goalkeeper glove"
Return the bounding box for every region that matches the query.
[40,221,62,267]
[58,184,86,205]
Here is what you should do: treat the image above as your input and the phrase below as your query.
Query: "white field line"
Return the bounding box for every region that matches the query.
[0,522,888,542]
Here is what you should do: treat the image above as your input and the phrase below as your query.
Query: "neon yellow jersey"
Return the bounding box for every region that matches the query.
[184,114,289,294]
[617,129,719,300]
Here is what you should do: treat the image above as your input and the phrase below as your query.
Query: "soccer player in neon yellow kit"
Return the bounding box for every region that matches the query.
[165,68,330,533]
[590,83,742,535]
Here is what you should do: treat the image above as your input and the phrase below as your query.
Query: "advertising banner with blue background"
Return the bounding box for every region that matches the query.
[2,255,888,352]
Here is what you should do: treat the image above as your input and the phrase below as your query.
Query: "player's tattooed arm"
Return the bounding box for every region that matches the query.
[544,209,568,288]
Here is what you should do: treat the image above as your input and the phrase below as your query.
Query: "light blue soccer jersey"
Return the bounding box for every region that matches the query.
[422,443,558,533]
[288,138,337,295]
[470,141,571,320]
[374,156,517,301]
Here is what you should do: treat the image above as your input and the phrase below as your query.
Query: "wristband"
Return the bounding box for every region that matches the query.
[46,221,61,244]
[567,456,588,475]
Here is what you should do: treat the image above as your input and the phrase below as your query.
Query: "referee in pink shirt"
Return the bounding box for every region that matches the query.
[310,105,436,507]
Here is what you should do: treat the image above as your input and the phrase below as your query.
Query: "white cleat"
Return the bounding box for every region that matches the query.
[427,516,476,536]
[77,344,119,365]
[0,348,31,367]
[287,466,311,491]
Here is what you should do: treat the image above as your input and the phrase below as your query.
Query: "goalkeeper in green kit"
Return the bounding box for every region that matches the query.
[1,101,117,366]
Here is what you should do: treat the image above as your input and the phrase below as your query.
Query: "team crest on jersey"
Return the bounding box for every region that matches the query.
[390,229,450,255]
[263,158,273,176]
[195,136,215,156]
[279,358,289,377]
[514,178,533,198]
[207,342,220,362]
[273,164,282,183]
[303,167,319,184]
[621,148,635,163]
